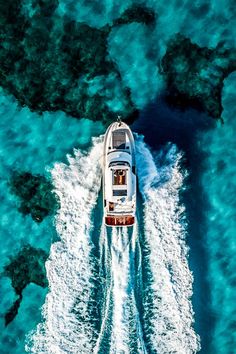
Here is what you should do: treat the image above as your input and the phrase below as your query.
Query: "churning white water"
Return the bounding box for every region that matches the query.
[109,226,146,354]
[26,138,103,354]
[27,135,199,354]
[136,136,200,354]
[94,224,146,354]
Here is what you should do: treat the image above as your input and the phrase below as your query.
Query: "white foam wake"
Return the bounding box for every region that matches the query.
[110,227,131,353]
[26,138,103,354]
[94,224,146,354]
[26,133,200,354]
[109,226,147,354]
[135,136,200,354]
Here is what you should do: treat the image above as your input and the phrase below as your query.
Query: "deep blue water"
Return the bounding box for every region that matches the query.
[0,1,236,353]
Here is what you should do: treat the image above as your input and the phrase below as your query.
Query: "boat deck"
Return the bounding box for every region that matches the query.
[105,215,135,226]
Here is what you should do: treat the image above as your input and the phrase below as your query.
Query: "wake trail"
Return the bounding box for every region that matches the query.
[26,133,200,354]
[109,226,147,354]
[135,136,200,354]
[95,224,146,354]
[110,227,130,353]
[94,225,113,354]
[26,138,103,354]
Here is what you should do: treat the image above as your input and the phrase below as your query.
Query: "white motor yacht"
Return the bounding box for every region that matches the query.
[103,119,136,227]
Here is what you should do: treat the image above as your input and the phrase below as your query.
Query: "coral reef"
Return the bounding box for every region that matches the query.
[4,296,22,326]
[3,245,48,325]
[161,34,236,119]
[0,0,140,123]
[1,0,235,122]
[113,5,156,26]
[10,172,60,222]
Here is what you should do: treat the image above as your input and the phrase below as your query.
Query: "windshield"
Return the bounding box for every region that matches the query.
[109,161,130,167]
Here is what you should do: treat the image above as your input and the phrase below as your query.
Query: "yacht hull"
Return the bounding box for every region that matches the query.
[103,121,136,227]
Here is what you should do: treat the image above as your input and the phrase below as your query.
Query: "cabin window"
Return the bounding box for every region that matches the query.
[113,190,127,196]
[113,169,127,185]
[112,131,126,149]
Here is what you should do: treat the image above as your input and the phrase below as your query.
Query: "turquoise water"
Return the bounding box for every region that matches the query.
[0,90,103,353]
[0,0,236,353]
[196,72,236,353]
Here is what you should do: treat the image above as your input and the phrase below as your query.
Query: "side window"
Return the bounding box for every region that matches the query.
[113,190,127,196]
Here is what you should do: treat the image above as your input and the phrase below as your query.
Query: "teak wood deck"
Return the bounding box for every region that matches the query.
[105,215,135,226]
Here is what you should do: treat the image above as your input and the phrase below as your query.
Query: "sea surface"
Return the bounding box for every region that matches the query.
[0,1,236,354]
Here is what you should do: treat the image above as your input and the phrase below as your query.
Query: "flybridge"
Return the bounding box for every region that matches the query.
[103,120,136,227]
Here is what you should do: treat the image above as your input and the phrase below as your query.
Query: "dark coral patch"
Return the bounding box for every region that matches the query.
[0,0,138,123]
[161,34,236,119]
[3,245,48,325]
[114,5,156,26]
[4,295,22,326]
[10,172,59,222]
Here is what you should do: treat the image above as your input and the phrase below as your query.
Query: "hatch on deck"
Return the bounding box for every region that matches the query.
[113,169,127,185]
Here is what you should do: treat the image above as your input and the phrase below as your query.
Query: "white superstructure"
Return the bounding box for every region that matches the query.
[103,120,136,227]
